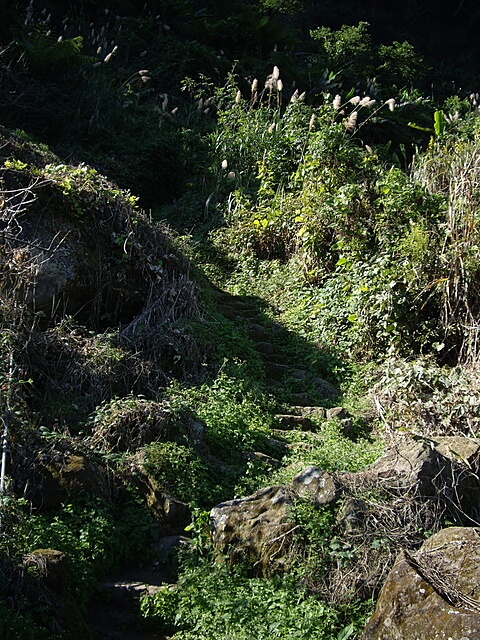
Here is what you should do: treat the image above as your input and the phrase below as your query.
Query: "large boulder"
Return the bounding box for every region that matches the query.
[15,445,115,511]
[362,527,480,640]
[210,468,340,575]
[368,440,447,495]
[368,438,480,520]
[210,485,297,574]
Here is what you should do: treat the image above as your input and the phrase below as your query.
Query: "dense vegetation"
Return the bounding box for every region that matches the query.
[1,1,480,638]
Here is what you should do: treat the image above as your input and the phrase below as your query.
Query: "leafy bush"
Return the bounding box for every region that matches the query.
[273,418,382,481]
[170,372,275,465]
[141,560,359,640]
[0,599,51,640]
[3,492,155,607]
[139,441,217,506]
[373,357,480,436]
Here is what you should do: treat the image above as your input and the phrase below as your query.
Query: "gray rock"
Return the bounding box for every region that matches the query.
[292,466,340,505]
[326,406,350,420]
[312,377,339,399]
[368,440,448,496]
[362,527,480,640]
[255,341,275,355]
[368,439,480,519]
[433,436,480,468]
[210,485,297,574]
[294,406,327,419]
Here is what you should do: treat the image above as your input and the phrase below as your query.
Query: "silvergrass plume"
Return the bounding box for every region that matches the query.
[344,111,358,131]
[385,98,395,112]
[359,96,376,107]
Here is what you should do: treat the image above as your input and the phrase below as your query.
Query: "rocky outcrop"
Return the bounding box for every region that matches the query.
[368,438,480,521]
[144,480,191,533]
[0,145,198,330]
[17,446,115,511]
[210,485,297,574]
[209,435,480,593]
[368,439,447,495]
[210,466,341,574]
[362,527,480,640]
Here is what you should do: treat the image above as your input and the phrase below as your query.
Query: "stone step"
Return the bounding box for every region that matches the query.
[247,323,270,341]
[275,414,315,431]
[216,297,257,315]
[264,361,290,380]
[216,293,256,308]
[217,303,243,319]
[247,451,281,467]
[272,428,296,437]
[291,406,327,419]
[290,392,316,407]
[264,377,283,388]
[259,352,286,365]
[291,369,306,380]
[100,578,164,601]
[255,341,275,355]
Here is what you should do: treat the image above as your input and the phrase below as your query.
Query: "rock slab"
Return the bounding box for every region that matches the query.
[362,527,480,640]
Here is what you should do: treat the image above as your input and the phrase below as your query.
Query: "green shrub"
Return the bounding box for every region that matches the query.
[140,441,217,506]
[141,560,358,640]
[3,492,155,607]
[0,599,52,640]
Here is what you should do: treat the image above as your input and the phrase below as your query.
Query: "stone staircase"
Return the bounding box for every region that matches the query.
[87,291,349,639]
[213,290,344,428]
[88,537,187,640]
